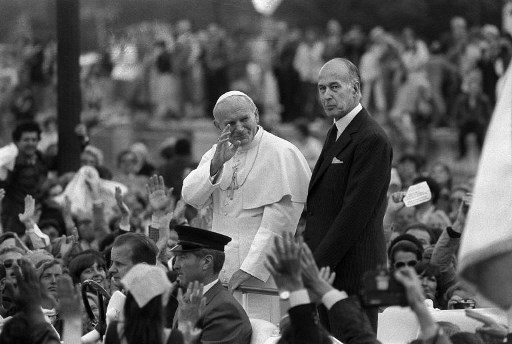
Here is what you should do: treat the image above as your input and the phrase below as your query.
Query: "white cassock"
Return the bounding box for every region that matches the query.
[182,126,311,322]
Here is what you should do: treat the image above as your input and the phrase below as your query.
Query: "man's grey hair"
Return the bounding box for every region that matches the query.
[330,57,361,86]
[191,248,225,274]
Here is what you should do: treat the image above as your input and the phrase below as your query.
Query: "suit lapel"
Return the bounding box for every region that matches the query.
[309,133,352,192]
[310,124,336,180]
[308,109,368,192]
[203,281,223,306]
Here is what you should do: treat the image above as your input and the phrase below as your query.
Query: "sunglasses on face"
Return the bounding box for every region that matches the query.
[394,260,418,269]
[2,259,23,269]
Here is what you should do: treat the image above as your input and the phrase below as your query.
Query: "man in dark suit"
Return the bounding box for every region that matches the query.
[304,58,393,334]
[172,225,252,344]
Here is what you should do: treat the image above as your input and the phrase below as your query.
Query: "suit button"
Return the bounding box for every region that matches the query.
[308,210,313,216]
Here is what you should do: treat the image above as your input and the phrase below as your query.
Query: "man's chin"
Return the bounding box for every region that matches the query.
[230,137,249,146]
[324,109,341,118]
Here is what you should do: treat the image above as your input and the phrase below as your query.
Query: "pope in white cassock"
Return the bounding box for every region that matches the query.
[182,91,311,322]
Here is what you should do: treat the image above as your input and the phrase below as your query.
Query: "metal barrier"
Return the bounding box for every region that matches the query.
[81,280,111,329]
[223,283,280,318]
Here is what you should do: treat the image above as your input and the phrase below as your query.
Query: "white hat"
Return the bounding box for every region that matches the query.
[214,90,254,107]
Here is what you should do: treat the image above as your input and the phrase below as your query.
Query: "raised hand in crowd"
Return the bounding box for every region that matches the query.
[383,191,406,241]
[57,227,80,260]
[265,232,304,293]
[451,193,471,235]
[210,124,240,177]
[19,194,50,249]
[394,267,443,342]
[389,191,406,213]
[114,186,131,230]
[147,175,175,258]
[300,241,336,303]
[177,281,205,335]
[18,194,36,228]
[57,274,82,344]
[147,175,174,215]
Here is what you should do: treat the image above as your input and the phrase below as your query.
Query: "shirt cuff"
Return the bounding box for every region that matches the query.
[446,226,462,238]
[119,223,130,232]
[289,289,310,308]
[321,289,348,310]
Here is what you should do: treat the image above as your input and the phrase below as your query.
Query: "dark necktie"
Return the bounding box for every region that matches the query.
[324,125,338,152]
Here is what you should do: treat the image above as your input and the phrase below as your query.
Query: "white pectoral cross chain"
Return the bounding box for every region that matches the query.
[228,166,240,200]
[228,152,241,200]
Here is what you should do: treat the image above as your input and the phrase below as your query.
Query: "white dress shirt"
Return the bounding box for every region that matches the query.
[334,103,362,140]
[203,278,220,294]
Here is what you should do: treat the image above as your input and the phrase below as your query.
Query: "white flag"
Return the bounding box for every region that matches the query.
[458,61,512,309]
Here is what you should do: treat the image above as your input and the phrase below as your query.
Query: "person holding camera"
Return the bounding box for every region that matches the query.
[266,233,452,344]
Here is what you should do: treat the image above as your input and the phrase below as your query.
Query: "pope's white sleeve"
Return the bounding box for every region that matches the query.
[240,196,304,282]
[181,148,224,209]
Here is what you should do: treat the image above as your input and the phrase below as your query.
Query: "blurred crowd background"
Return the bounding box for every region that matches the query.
[0,0,511,182]
[0,1,512,342]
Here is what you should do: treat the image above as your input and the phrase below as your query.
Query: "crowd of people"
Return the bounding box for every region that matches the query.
[0,11,512,344]
[1,16,512,155]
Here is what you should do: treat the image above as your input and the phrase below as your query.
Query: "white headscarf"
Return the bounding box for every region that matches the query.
[121,264,172,308]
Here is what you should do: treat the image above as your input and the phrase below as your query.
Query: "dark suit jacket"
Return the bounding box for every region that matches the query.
[285,298,378,344]
[305,108,392,295]
[195,281,252,344]
[286,303,328,344]
[158,155,197,199]
[328,297,379,344]
[290,298,453,344]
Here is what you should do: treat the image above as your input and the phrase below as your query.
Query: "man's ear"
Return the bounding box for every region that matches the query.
[0,277,6,292]
[202,255,213,271]
[353,81,360,96]
[254,108,260,124]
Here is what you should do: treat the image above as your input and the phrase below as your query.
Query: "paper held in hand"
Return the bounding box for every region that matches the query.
[403,181,432,207]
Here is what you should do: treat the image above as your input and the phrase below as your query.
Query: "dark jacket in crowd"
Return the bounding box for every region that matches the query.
[0,151,48,235]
